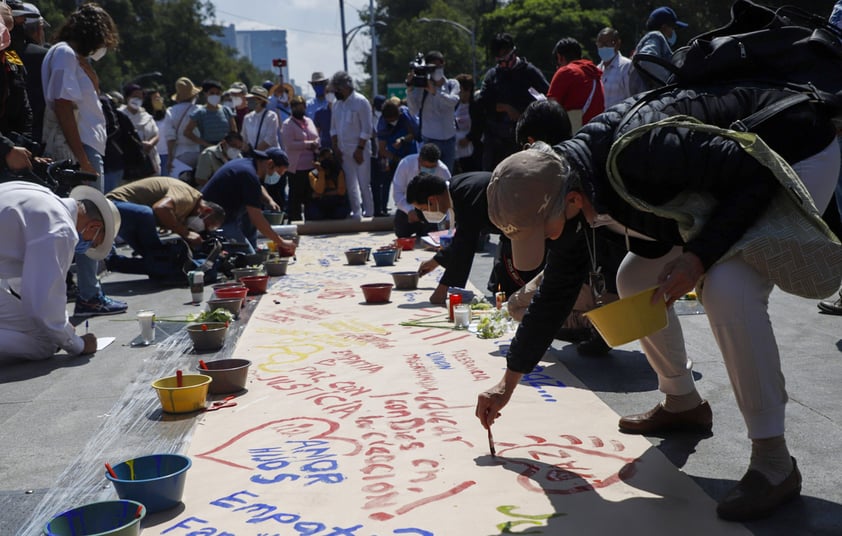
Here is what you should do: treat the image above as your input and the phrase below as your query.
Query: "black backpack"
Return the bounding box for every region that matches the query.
[631,0,842,130]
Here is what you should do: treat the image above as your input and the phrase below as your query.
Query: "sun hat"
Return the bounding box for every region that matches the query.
[70,185,121,260]
[269,82,294,100]
[487,149,568,271]
[228,81,247,94]
[309,72,328,84]
[171,77,201,102]
[247,86,269,102]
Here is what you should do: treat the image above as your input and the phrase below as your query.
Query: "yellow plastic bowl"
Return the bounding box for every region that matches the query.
[151,374,212,413]
[584,286,668,347]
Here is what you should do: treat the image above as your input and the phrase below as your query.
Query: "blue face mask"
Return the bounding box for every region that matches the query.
[597,47,616,63]
[668,31,677,47]
[420,165,437,174]
[265,171,281,185]
[75,238,93,255]
[314,84,326,97]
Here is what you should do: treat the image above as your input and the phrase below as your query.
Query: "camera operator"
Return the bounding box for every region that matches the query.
[405,51,459,173]
[0,7,35,176]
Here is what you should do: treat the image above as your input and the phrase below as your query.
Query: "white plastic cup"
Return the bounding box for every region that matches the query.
[137,310,155,345]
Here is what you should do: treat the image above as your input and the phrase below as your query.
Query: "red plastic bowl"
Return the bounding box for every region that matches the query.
[240,275,270,295]
[214,287,248,301]
[396,237,416,251]
[360,283,393,303]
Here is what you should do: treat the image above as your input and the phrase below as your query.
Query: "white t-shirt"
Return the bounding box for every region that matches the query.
[392,154,451,214]
[242,108,280,150]
[41,42,107,156]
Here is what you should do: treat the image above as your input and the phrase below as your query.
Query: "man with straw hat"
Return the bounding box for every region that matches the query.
[0,182,120,361]
[306,71,329,119]
[474,83,842,521]
[164,76,202,178]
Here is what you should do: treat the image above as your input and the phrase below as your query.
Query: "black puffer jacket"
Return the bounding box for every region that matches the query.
[507,85,836,374]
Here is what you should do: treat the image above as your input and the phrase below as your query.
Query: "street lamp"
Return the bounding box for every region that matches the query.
[418,17,477,82]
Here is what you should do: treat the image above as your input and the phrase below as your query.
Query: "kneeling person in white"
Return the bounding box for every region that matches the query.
[0,183,120,361]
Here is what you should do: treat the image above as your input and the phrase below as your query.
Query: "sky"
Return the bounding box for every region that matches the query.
[210,0,370,99]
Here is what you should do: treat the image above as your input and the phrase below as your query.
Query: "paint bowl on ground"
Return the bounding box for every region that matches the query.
[151,374,212,413]
[239,274,270,295]
[43,500,146,536]
[206,297,242,317]
[379,245,401,260]
[231,267,262,280]
[264,259,289,276]
[349,246,372,260]
[197,358,252,394]
[372,249,397,267]
[391,271,419,290]
[213,286,248,303]
[262,210,286,225]
[396,237,416,251]
[105,454,192,514]
[211,281,245,292]
[186,322,229,352]
[345,249,368,265]
[584,286,668,347]
[360,283,393,304]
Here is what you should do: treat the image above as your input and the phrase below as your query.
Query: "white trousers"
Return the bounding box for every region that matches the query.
[0,288,57,361]
[616,140,840,439]
[340,145,373,218]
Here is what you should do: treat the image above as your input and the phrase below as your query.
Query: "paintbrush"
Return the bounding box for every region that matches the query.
[487,426,496,457]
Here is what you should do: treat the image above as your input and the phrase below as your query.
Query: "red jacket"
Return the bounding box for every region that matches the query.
[547,59,605,124]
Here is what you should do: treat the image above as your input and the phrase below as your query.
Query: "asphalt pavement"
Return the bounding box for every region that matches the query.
[2,233,842,535]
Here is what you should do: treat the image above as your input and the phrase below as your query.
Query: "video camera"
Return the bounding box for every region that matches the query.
[409,52,436,88]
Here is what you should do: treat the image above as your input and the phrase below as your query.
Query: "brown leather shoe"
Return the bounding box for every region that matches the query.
[618,400,713,434]
[717,458,802,521]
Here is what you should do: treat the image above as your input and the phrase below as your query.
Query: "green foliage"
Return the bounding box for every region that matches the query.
[36,0,274,99]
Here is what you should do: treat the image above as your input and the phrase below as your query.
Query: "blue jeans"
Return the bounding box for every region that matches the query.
[422,136,456,174]
[104,168,124,194]
[220,211,257,254]
[76,145,105,301]
[108,201,166,275]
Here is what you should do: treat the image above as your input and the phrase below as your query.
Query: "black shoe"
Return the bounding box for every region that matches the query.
[577,332,612,356]
[717,458,802,521]
[554,327,592,343]
[818,296,842,315]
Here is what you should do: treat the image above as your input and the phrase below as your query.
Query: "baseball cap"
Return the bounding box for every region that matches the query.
[647,7,688,29]
[487,149,568,271]
[253,147,290,167]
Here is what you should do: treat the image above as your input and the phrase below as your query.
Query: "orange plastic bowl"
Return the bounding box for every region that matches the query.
[239,275,270,295]
[396,237,416,251]
[214,287,248,301]
[360,283,393,303]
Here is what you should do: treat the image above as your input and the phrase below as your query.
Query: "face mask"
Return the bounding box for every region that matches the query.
[75,224,100,255]
[420,165,438,174]
[326,93,336,104]
[265,171,281,185]
[387,120,397,127]
[279,94,289,104]
[222,100,233,110]
[232,96,244,108]
[597,47,616,63]
[225,147,241,160]
[187,215,205,232]
[292,109,305,119]
[668,31,678,47]
[206,94,221,106]
[422,200,446,224]
[314,85,326,97]
[128,97,143,110]
[89,47,107,61]
[432,68,444,82]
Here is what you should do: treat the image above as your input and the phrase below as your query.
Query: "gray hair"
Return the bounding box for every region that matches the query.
[330,71,354,91]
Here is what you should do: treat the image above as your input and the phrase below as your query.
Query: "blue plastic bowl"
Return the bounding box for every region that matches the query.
[372,249,397,266]
[43,500,146,536]
[105,454,192,513]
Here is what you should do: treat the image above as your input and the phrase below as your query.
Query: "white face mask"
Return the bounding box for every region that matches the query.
[225,147,241,160]
[89,47,107,62]
[187,215,205,232]
[326,93,336,104]
[127,97,143,110]
[432,68,444,82]
[264,171,282,185]
[206,94,221,106]
[222,100,233,110]
[279,94,289,104]
[232,96,244,108]
[421,199,446,224]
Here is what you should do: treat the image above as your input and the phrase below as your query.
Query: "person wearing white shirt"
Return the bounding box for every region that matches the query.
[596,27,632,108]
[392,143,450,238]
[0,182,120,361]
[406,50,460,173]
[242,85,280,151]
[329,71,373,219]
[164,77,201,178]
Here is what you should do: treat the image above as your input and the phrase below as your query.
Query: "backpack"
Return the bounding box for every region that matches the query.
[630,0,842,129]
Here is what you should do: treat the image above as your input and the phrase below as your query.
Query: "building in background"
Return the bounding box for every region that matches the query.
[217,22,302,94]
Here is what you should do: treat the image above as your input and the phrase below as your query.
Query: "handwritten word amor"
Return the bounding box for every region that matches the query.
[495,505,566,534]
[249,441,344,486]
[162,491,434,535]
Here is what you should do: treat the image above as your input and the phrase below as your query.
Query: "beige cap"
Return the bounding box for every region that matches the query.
[247,85,269,102]
[487,149,567,271]
[171,77,201,102]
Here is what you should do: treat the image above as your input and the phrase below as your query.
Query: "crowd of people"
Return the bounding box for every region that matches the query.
[2,0,842,526]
